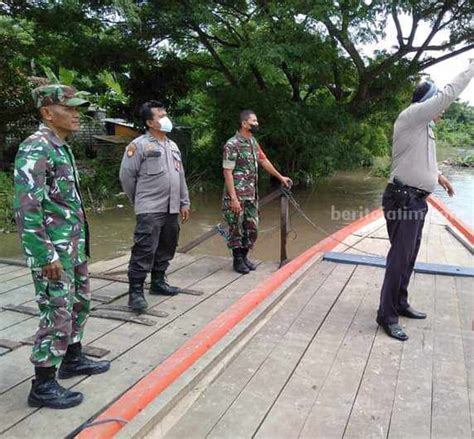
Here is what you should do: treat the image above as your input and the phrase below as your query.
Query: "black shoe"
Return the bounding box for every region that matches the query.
[58,344,110,379]
[128,279,148,311]
[232,249,250,274]
[241,248,257,271]
[28,368,83,409]
[149,272,182,296]
[376,318,408,341]
[399,306,427,319]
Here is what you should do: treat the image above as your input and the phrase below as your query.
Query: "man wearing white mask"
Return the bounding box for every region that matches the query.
[120,100,190,311]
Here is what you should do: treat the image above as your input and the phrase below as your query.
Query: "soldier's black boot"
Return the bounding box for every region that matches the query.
[128,279,148,312]
[28,366,83,409]
[149,272,182,296]
[232,248,250,274]
[241,248,257,271]
[58,342,111,379]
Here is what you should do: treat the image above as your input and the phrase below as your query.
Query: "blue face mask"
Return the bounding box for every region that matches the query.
[159,116,173,133]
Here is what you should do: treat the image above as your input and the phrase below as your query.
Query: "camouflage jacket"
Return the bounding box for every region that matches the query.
[14,126,88,270]
[222,131,266,201]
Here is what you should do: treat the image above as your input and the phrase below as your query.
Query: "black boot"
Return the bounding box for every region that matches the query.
[241,248,257,271]
[149,272,182,296]
[232,248,250,274]
[128,279,148,312]
[28,366,83,409]
[58,342,111,379]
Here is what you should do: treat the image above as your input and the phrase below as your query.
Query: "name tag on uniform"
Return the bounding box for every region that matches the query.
[145,144,161,157]
[172,150,181,172]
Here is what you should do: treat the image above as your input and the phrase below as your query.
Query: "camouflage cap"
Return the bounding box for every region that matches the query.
[32,84,90,109]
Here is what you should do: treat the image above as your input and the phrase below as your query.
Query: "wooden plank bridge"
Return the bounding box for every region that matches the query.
[0,198,472,439]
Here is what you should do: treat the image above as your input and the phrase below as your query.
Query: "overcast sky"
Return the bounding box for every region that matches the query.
[363,13,473,105]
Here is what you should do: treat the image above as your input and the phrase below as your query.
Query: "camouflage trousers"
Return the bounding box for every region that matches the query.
[222,199,259,249]
[30,261,90,367]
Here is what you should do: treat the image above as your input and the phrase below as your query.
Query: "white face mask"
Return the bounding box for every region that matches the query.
[159,116,173,133]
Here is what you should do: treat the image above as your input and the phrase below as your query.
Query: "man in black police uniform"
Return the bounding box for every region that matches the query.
[377,61,473,341]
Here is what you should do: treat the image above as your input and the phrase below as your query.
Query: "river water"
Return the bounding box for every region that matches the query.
[1,167,472,263]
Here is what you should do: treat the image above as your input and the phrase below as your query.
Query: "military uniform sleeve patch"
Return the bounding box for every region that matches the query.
[127,143,137,157]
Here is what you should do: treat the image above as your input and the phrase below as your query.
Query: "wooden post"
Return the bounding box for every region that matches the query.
[280,192,289,267]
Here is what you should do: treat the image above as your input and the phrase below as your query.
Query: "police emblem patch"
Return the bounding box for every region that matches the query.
[127,143,137,157]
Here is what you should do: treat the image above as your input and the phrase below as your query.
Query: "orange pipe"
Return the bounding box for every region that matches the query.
[76,208,383,439]
[428,196,474,245]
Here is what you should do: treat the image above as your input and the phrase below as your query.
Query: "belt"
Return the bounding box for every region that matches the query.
[386,183,430,200]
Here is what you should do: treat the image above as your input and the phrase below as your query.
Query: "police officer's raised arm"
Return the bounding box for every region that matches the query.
[406,61,473,125]
[119,142,142,204]
[13,141,59,268]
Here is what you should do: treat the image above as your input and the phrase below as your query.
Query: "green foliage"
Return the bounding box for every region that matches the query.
[435,101,474,150]
[77,159,123,211]
[95,71,129,112]
[41,65,78,86]
[370,157,392,178]
[0,16,35,135]
[1,0,472,186]
[0,171,15,232]
[453,155,474,167]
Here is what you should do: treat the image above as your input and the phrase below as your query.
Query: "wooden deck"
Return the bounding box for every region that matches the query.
[0,251,278,438]
[145,206,473,439]
[0,205,472,438]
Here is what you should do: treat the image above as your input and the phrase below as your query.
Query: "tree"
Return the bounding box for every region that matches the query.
[1,1,472,180]
[315,0,473,112]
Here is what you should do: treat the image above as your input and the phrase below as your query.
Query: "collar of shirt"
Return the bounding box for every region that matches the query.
[235,130,255,146]
[39,124,66,148]
[146,131,169,146]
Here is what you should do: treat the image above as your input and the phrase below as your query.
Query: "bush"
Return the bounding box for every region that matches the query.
[0,171,15,232]
[77,159,123,211]
[370,156,392,178]
[178,84,392,186]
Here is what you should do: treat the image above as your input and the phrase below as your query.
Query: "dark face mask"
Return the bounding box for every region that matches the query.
[249,123,259,133]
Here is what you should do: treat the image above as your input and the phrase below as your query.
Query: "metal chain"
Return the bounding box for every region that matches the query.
[280,187,381,257]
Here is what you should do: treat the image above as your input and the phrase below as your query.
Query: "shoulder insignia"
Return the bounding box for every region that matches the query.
[127,143,137,157]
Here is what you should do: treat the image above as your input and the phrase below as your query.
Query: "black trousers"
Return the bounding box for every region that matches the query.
[128,213,180,282]
[377,189,428,325]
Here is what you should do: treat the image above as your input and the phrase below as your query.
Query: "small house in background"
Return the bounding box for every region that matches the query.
[103,118,139,137]
[1,111,191,170]
[92,118,139,165]
[94,119,192,169]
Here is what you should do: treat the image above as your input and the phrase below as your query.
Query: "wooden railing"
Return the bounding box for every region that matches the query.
[178,187,290,266]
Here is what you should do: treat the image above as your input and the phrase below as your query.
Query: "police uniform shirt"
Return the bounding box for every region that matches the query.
[119,133,190,214]
[390,63,473,193]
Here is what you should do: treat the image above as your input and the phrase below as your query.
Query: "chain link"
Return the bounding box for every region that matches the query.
[216,187,382,257]
[280,187,381,257]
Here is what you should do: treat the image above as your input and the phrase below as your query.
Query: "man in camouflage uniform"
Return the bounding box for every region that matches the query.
[223,110,291,273]
[14,85,110,409]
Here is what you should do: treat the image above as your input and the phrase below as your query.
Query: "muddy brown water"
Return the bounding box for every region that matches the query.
[1,168,472,264]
